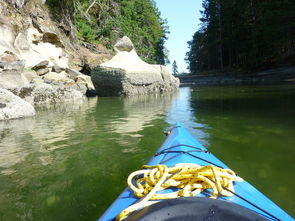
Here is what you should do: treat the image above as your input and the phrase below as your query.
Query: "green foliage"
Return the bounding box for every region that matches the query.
[118,0,169,64]
[46,0,169,64]
[75,16,98,42]
[186,0,295,74]
[172,60,179,76]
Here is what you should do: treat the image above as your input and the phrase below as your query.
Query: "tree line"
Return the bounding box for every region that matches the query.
[186,0,295,74]
[46,0,169,64]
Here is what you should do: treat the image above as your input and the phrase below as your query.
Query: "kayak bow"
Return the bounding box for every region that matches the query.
[99,122,293,221]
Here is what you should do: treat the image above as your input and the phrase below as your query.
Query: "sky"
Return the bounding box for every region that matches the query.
[154,0,203,73]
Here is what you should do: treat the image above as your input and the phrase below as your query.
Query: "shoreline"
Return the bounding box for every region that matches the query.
[179,66,295,86]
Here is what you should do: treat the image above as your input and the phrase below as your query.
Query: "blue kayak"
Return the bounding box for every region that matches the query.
[99,123,293,221]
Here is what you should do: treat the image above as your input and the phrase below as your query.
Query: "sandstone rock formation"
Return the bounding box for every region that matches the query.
[0,88,35,120]
[91,36,179,96]
[0,58,95,106]
[0,0,100,105]
[0,0,108,120]
[0,69,29,89]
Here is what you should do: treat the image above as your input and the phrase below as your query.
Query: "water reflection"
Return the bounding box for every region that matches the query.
[0,118,35,174]
[108,93,176,134]
[186,85,295,216]
[0,91,178,221]
[0,98,98,175]
[166,87,209,145]
[0,92,179,176]
[0,85,294,220]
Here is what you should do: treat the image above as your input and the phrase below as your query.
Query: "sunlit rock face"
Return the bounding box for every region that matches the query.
[0,88,35,120]
[0,13,69,69]
[0,0,98,108]
[91,36,179,96]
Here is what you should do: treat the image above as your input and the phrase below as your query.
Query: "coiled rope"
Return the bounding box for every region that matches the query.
[116,163,243,221]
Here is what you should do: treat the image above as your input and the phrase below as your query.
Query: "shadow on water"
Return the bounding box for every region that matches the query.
[187,85,295,216]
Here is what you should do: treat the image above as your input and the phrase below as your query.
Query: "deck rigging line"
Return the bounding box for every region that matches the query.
[155,144,210,155]
[222,185,282,221]
[156,143,281,221]
[154,143,223,168]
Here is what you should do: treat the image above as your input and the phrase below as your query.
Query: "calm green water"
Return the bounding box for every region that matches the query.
[0,85,294,220]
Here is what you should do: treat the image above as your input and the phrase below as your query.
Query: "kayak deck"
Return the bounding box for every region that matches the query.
[99,123,293,221]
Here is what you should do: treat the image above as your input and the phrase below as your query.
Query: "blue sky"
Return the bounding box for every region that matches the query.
[154,0,203,73]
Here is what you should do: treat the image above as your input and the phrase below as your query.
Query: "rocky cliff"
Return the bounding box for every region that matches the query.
[0,0,111,120]
[0,1,178,120]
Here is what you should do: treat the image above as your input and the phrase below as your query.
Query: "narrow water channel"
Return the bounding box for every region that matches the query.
[0,85,294,220]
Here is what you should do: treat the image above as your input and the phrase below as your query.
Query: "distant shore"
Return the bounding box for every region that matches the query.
[179,66,295,86]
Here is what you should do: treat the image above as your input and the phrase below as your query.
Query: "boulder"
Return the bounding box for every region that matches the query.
[0,51,19,62]
[75,78,87,94]
[30,83,58,103]
[76,75,96,91]
[43,71,69,83]
[31,78,44,84]
[91,36,179,96]
[114,36,134,52]
[30,83,83,103]
[0,70,29,90]
[52,64,64,73]
[10,83,83,104]
[36,68,49,76]
[59,73,97,96]
[152,65,180,90]
[22,70,41,82]
[0,88,35,120]
[0,60,25,71]
[64,80,79,90]
[66,68,81,80]
[32,60,49,71]
[12,85,35,103]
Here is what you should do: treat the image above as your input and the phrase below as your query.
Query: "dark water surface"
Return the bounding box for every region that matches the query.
[0,85,294,220]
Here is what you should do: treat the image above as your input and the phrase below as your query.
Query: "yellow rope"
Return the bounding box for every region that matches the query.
[116,163,243,221]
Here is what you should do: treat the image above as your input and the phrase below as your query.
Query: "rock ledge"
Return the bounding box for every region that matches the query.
[91,36,179,96]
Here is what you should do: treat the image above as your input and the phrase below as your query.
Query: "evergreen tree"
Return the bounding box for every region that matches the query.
[186,0,295,73]
[172,60,179,76]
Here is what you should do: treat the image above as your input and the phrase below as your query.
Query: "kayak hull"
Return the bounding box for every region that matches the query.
[99,123,293,221]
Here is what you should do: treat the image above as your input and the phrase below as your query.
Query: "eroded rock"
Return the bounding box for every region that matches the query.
[0,51,19,62]
[31,83,84,103]
[32,60,49,71]
[43,71,69,83]
[91,36,179,96]
[22,70,41,82]
[43,32,64,48]
[52,64,64,73]
[36,68,49,76]
[0,60,25,71]
[114,36,134,52]
[76,75,95,91]
[0,88,35,120]
[66,68,81,80]
[0,69,29,89]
